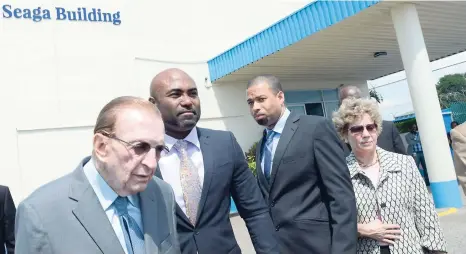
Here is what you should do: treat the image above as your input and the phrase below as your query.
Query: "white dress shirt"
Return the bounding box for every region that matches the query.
[158,127,205,215]
[261,109,291,174]
[83,158,143,254]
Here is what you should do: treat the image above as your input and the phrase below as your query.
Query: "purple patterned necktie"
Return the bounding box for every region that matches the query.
[174,140,202,226]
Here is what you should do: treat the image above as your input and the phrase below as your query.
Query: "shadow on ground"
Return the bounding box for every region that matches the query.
[231,185,466,254]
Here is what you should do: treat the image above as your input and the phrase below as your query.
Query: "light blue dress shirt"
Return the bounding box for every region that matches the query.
[261,109,291,175]
[83,158,144,254]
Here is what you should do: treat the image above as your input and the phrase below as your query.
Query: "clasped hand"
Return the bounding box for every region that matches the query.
[359,219,401,245]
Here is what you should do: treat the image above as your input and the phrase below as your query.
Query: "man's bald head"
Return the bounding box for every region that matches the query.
[150,68,195,101]
[339,85,362,101]
[148,68,201,139]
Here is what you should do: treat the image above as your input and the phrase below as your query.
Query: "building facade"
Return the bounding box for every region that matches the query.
[1,0,366,202]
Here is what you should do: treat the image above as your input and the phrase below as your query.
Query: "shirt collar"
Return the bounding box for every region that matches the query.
[164,127,201,153]
[83,158,139,211]
[267,108,290,134]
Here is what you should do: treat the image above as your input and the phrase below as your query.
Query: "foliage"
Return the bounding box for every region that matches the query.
[245,141,259,176]
[369,88,383,103]
[394,118,416,133]
[436,73,466,109]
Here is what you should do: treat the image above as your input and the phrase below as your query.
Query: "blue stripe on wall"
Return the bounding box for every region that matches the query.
[207,0,381,82]
[430,180,463,208]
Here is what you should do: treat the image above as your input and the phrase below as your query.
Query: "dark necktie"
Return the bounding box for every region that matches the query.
[113,196,145,254]
[263,130,276,181]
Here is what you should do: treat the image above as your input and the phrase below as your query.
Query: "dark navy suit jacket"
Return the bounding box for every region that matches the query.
[255,113,358,254]
[156,128,279,254]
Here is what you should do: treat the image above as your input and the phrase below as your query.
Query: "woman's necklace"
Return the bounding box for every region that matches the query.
[357,157,378,168]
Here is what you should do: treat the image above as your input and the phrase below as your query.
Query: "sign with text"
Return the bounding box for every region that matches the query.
[1,4,121,25]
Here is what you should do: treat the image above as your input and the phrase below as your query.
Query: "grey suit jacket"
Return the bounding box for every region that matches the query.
[15,156,180,254]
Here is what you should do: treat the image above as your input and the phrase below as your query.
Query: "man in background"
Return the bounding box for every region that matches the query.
[246,75,357,254]
[447,121,458,148]
[449,121,466,196]
[0,185,15,253]
[405,123,430,186]
[339,85,406,155]
[150,68,278,254]
[15,96,180,254]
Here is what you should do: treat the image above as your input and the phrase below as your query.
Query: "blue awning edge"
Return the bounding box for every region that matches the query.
[207,0,381,83]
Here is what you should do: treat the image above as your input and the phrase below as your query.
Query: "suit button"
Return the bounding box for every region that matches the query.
[275,226,279,231]
[195,231,200,235]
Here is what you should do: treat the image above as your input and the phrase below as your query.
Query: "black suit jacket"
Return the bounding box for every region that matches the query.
[0,185,15,254]
[156,128,279,254]
[255,113,358,254]
[344,120,406,156]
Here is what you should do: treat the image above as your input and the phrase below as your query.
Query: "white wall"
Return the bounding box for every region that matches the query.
[0,0,312,202]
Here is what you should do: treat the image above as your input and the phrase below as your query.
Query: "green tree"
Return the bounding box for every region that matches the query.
[436,73,466,109]
[245,141,259,176]
[369,88,383,103]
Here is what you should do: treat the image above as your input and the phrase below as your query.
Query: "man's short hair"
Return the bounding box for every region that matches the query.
[94,96,160,135]
[247,75,283,94]
[339,85,362,101]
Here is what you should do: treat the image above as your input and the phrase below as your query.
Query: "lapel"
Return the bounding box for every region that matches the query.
[140,180,170,254]
[195,128,214,224]
[154,166,191,226]
[347,147,402,187]
[377,147,402,184]
[255,134,270,191]
[268,113,300,190]
[70,158,125,254]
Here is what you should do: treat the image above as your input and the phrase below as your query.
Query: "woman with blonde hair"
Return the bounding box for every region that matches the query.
[332,97,447,254]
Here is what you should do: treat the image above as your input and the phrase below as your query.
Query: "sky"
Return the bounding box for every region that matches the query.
[370,52,466,120]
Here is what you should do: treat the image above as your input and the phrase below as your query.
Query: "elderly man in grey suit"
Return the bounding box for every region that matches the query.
[15,96,181,254]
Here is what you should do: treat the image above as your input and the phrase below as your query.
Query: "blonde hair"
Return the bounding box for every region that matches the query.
[332,98,383,141]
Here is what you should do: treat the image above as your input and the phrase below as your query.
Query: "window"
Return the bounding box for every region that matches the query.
[287,105,306,115]
[305,103,324,117]
[284,88,339,118]
[324,101,339,120]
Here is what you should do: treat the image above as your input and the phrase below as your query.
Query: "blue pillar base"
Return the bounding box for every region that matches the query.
[430,180,463,208]
[230,197,238,214]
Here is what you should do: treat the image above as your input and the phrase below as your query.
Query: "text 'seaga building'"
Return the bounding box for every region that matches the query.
[1,4,121,25]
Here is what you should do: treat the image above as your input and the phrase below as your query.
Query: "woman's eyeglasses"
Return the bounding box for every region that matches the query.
[349,123,377,134]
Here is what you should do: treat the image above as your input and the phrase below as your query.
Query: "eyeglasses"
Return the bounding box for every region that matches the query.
[349,123,378,134]
[100,132,168,156]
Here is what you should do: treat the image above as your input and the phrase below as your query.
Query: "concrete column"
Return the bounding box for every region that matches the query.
[391,3,462,208]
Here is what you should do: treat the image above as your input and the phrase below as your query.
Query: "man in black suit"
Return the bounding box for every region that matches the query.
[149,68,279,254]
[246,75,358,254]
[339,85,406,156]
[0,185,15,253]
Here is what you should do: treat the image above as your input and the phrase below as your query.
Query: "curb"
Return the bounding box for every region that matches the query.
[437,208,457,217]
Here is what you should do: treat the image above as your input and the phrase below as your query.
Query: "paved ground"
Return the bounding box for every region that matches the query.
[231,186,466,254]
